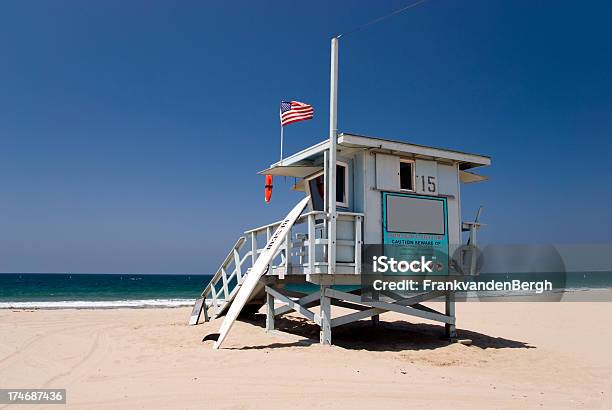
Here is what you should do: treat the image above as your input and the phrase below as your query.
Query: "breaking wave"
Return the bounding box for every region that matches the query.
[0,299,195,309]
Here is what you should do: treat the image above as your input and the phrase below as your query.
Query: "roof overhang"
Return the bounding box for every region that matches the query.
[266,140,329,168]
[259,139,328,177]
[338,133,491,170]
[258,165,323,178]
[259,132,491,176]
[459,170,489,184]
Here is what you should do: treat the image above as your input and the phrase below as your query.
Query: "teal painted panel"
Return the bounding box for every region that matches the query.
[381,192,449,275]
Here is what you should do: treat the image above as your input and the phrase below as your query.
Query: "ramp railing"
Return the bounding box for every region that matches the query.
[244,210,364,276]
[199,236,251,320]
[196,210,363,323]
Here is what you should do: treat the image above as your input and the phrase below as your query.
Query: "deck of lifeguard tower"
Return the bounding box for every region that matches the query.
[190,133,490,348]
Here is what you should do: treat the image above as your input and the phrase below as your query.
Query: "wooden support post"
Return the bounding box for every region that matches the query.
[266,289,275,332]
[320,285,332,345]
[445,290,457,339]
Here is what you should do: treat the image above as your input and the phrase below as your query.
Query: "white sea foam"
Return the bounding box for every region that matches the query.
[0,299,196,309]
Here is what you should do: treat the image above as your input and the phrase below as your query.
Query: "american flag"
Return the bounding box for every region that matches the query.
[280,101,314,127]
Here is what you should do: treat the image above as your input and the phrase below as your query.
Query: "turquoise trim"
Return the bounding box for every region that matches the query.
[381,192,450,275]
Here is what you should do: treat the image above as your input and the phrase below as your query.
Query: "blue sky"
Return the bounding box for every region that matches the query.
[1,0,611,273]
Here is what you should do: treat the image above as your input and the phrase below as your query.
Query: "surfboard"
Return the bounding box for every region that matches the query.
[213,196,310,349]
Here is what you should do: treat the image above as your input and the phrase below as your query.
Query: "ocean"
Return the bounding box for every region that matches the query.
[0,273,212,309]
[1,272,611,309]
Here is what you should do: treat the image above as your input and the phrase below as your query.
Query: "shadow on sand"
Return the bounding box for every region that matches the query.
[208,313,535,352]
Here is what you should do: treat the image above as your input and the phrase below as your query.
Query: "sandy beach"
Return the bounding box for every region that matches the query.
[1,297,611,409]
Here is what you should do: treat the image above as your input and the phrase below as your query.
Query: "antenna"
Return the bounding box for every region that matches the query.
[474,205,483,224]
[466,206,484,246]
[327,1,428,274]
[338,0,429,38]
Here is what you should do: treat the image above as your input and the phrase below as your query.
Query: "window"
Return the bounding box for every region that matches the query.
[308,175,325,211]
[386,195,445,235]
[305,162,349,210]
[336,162,348,207]
[399,159,414,192]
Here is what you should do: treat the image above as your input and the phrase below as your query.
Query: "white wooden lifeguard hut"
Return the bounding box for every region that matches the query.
[189,38,491,349]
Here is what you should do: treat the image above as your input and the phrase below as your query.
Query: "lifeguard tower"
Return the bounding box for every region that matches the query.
[188,38,491,349]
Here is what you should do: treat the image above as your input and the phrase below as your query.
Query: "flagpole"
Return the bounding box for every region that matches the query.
[327,36,339,276]
[280,124,284,163]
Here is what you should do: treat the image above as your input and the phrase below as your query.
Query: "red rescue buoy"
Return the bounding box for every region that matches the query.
[264,174,273,203]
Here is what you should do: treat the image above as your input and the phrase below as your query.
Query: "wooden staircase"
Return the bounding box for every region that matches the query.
[188,236,258,324]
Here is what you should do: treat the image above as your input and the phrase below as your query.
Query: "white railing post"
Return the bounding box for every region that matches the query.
[211,285,219,315]
[233,249,242,284]
[354,215,362,274]
[308,213,315,274]
[284,226,292,274]
[251,232,258,265]
[221,267,229,298]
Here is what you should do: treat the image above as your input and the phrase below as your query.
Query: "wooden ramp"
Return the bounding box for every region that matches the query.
[213,196,310,349]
